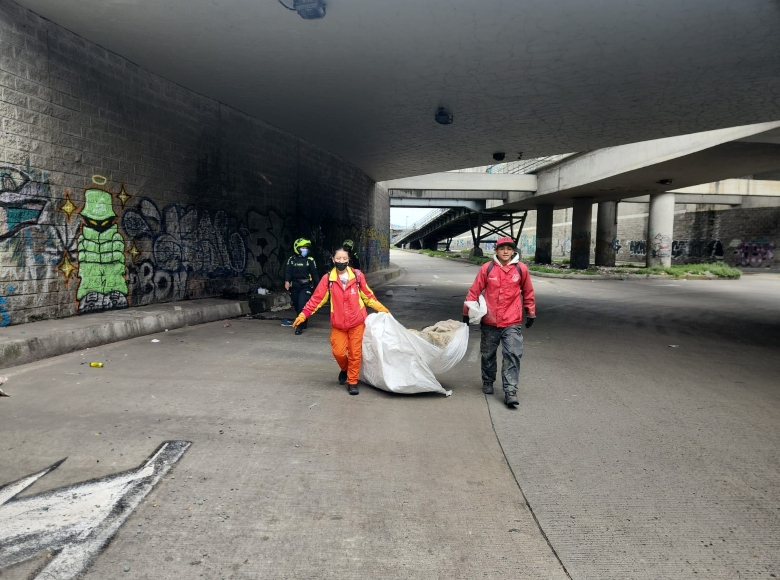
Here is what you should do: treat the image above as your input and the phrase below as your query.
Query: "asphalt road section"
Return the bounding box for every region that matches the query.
[486,266,780,580]
[1,249,778,579]
[0,252,566,580]
[387,250,780,579]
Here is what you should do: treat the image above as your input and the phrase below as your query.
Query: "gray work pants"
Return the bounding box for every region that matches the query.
[480,323,523,393]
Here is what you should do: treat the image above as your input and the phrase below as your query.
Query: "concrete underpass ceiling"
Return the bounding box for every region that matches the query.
[13,0,780,181]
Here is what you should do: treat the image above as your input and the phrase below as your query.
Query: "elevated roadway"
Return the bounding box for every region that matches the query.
[389,122,780,263]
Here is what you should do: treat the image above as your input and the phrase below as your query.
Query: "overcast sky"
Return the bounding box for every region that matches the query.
[389,207,432,229]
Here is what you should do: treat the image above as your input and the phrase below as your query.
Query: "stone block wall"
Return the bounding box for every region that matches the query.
[671,206,778,268]
[450,202,778,269]
[0,0,389,326]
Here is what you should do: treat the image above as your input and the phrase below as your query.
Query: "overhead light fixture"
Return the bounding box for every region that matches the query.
[295,0,325,19]
[434,107,453,125]
[492,152,506,162]
[656,178,673,185]
[279,0,326,19]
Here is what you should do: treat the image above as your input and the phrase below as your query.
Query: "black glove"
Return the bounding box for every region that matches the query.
[525,317,535,328]
[462,315,470,324]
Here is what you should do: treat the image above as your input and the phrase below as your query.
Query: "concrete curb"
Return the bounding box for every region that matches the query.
[366,264,402,286]
[527,271,735,280]
[0,299,249,370]
[0,266,403,369]
[401,250,738,281]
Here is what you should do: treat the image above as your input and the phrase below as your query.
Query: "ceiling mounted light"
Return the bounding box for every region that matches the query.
[278,0,326,19]
[434,107,453,125]
[492,152,506,162]
[656,178,673,185]
[295,0,325,19]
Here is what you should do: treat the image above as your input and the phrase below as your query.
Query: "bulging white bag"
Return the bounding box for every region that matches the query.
[360,313,468,396]
[464,295,487,325]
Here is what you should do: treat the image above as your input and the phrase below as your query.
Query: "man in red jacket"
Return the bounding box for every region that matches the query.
[463,237,536,407]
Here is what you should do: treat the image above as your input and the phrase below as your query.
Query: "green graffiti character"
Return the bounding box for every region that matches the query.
[76,188,128,313]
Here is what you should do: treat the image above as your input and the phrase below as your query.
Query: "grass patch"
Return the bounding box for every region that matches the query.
[528,265,600,275]
[632,263,741,278]
[528,265,566,274]
[418,249,491,265]
[419,249,740,279]
[419,249,455,258]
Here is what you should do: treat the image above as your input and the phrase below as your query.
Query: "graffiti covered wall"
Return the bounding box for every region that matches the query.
[0,1,389,326]
[1,165,80,324]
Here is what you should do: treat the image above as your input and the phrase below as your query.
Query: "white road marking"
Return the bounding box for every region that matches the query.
[0,440,191,579]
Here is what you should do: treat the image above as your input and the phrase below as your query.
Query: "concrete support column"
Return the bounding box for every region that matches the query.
[595,201,618,266]
[570,197,593,270]
[647,192,675,267]
[534,204,554,264]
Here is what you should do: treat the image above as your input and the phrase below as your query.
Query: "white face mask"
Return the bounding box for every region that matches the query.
[300,248,309,257]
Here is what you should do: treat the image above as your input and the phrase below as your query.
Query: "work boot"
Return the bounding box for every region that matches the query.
[504,391,519,407]
[295,327,303,335]
[482,383,494,394]
[338,370,348,385]
[347,384,359,395]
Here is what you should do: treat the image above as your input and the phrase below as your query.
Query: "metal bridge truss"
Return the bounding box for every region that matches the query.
[394,207,528,255]
[464,209,528,255]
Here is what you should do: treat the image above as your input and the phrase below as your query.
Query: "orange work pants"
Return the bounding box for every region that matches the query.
[330,323,365,385]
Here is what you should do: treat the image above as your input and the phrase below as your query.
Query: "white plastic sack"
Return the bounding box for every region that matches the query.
[360,313,469,396]
[464,295,487,325]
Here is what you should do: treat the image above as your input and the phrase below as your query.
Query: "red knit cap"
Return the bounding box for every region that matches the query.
[495,237,516,249]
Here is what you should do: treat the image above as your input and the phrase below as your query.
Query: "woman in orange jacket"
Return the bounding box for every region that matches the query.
[293,246,390,395]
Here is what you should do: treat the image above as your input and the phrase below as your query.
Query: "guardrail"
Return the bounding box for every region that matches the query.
[391,208,446,244]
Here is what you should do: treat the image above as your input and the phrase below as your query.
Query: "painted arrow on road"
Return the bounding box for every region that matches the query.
[0,440,191,579]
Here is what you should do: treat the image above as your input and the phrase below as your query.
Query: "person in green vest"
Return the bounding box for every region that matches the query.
[76,189,128,314]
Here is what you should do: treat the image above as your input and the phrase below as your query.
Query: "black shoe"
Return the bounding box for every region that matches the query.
[504,391,519,407]
[338,370,348,385]
[347,384,359,395]
[295,327,303,335]
[302,320,308,329]
[482,383,494,394]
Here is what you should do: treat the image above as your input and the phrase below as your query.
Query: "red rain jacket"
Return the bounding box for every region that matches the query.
[464,256,536,328]
[302,267,383,330]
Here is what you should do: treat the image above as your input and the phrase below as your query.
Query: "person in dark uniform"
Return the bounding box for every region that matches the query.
[342,239,361,270]
[285,238,320,335]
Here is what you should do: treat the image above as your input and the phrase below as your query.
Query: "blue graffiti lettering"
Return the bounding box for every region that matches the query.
[0,285,15,327]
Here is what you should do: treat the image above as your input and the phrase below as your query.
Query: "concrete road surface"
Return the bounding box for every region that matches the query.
[1,249,778,579]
